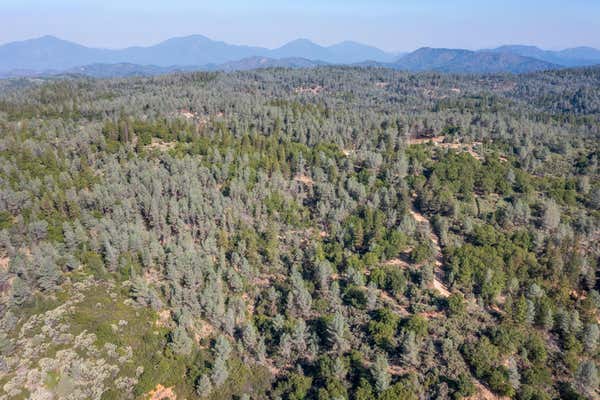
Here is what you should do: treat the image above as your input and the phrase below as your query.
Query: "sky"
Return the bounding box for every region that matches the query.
[1,0,599,51]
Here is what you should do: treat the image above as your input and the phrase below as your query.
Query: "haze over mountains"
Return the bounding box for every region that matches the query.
[389,48,560,74]
[1,34,600,78]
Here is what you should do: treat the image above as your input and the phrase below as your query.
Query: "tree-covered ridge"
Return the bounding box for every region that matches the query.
[0,67,598,400]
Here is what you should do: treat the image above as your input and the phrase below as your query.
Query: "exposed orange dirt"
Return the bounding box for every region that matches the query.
[147,384,176,400]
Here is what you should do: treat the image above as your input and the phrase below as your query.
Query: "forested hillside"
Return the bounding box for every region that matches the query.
[0,66,599,400]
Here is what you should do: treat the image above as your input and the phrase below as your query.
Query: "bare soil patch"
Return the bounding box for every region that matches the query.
[294,86,323,95]
[294,175,314,186]
[468,382,510,400]
[147,384,177,400]
[148,138,176,151]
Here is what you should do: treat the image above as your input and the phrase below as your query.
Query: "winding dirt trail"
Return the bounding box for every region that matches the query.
[409,199,516,400]
[408,200,451,297]
[408,201,511,400]
[468,382,510,400]
[406,197,511,399]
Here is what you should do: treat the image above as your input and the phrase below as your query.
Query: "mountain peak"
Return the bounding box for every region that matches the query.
[278,38,320,49]
[287,38,316,45]
[161,34,215,45]
[24,35,68,45]
[7,34,85,49]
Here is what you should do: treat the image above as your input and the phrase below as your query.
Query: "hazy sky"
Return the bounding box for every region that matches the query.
[1,0,599,51]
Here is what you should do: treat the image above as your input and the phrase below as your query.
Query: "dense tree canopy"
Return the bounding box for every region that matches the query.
[0,66,598,399]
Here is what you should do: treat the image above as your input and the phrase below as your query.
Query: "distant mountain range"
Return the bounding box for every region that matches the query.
[487,45,600,67]
[0,35,397,72]
[0,35,599,78]
[387,48,560,74]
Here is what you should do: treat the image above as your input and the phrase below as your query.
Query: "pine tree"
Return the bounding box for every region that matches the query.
[366,282,378,311]
[0,330,13,355]
[279,332,293,360]
[327,311,348,354]
[542,199,560,231]
[290,269,312,317]
[169,326,193,356]
[371,353,390,393]
[316,260,333,292]
[211,356,229,387]
[195,375,213,398]
[242,323,257,352]
[507,356,520,391]
[256,337,267,364]
[401,330,419,366]
[353,221,364,251]
[575,360,599,398]
[292,320,307,354]
[333,357,347,381]
[10,276,31,306]
[215,335,232,361]
[583,324,600,353]
[63,222,77,251]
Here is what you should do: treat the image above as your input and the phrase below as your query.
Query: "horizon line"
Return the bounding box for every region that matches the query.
[1,33,597,54]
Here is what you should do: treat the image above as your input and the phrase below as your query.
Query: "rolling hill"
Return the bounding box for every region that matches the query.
[489,45,600,67]
[391,48,559,74]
